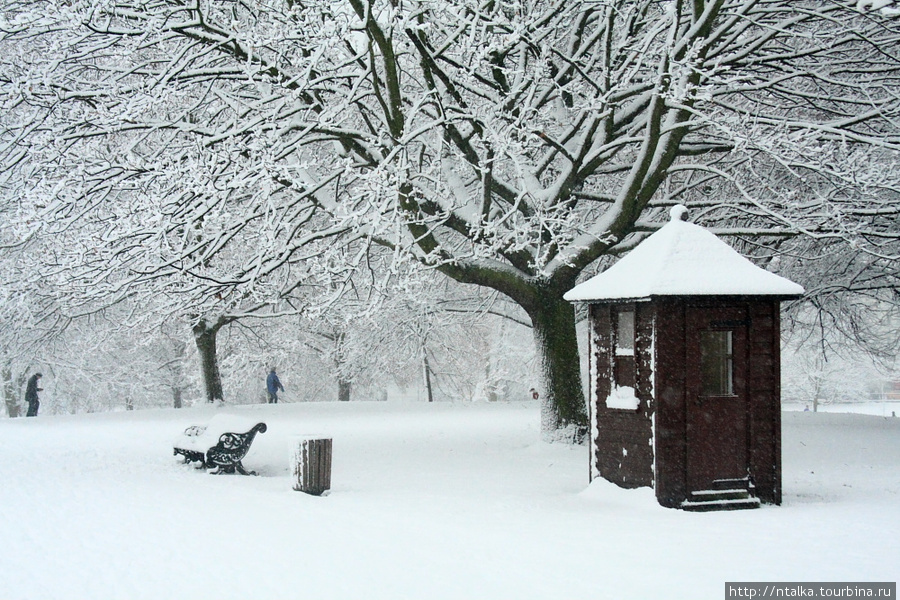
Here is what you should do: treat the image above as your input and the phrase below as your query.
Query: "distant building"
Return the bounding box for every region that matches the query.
[886,380,900,401]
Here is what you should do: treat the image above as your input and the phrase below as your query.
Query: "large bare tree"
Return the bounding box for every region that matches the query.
[2,0,899,437]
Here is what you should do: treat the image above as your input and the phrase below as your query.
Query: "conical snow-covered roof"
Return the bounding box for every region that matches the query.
[564,205,804,302]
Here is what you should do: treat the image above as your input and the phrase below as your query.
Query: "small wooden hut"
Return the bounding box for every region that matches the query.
[564,205,803,511]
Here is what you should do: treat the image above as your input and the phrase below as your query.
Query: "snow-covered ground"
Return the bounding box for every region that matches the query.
[783,401,900,418]
[1,401,897,600]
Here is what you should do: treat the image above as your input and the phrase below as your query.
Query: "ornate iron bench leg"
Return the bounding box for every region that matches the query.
[234,461,257,476]
[174,448,206,466]
[208,465,237,475]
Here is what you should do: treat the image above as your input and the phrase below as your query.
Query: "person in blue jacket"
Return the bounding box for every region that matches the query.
[266,367,284,404]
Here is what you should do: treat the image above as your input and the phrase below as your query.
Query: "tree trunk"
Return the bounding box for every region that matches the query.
[485,361,498,402]
[192,318,227,403]
[338,378,351,402]
[526,290,589,443]
[333,329,352,402]
[171,339,187,408]
[422,346,434,403]
[2,365,23,418]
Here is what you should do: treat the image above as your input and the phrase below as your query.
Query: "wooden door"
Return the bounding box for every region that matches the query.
[685,306,750,493]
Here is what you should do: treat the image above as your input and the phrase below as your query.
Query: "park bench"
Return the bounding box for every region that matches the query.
[173,415,267,475]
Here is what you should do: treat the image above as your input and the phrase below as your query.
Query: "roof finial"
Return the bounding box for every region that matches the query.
[669,204,688,222]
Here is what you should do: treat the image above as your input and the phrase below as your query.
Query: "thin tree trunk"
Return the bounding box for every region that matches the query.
[192,317,228,403]
[485,361,497,402]
[172,339,186,408]
[423,348,434,403]
[2,365,23,418]
[338,378,351,402]
[334,329,352,402]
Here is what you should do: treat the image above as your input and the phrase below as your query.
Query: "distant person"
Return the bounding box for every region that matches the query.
[529,388,540,400]
[266,368,284,404]
[25,372,43,417]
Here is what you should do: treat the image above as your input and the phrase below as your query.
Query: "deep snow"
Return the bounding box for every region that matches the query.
[1,401,897,600]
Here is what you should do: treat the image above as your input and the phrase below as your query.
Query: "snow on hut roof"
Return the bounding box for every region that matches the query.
[564,205,804,302]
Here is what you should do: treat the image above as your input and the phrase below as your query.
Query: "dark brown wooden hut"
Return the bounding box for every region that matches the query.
[564,205,803,511]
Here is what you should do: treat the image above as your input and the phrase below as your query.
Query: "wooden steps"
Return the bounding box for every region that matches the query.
[681,478,761,512]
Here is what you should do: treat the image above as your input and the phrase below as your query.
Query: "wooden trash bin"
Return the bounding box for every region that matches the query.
[291,437,332,495]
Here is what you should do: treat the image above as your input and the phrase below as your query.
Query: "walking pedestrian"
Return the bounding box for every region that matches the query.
[25,372,43,417]
[266,368,284,404]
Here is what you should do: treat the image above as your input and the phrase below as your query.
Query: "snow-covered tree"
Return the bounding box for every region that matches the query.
[782,294,900,410]
[352,270,538,403]
[2,0,899,437]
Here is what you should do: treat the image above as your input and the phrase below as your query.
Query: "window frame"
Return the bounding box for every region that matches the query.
[699,329,734,397]
[612,305,636,390]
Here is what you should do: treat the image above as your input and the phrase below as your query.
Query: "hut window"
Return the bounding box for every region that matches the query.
[614,308,636,388]
[700,331,733,396]
[616,310,635,355]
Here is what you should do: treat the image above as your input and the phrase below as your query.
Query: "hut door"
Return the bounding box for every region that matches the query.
[685,307,749,493]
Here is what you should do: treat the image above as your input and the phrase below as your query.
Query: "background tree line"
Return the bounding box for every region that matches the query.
[1,0,898,433]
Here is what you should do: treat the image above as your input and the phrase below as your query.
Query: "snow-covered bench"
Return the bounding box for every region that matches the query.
[173,415,267,476]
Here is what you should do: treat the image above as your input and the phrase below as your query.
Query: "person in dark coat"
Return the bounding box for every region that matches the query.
[266,368,284,404]
[25,372,43,417]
